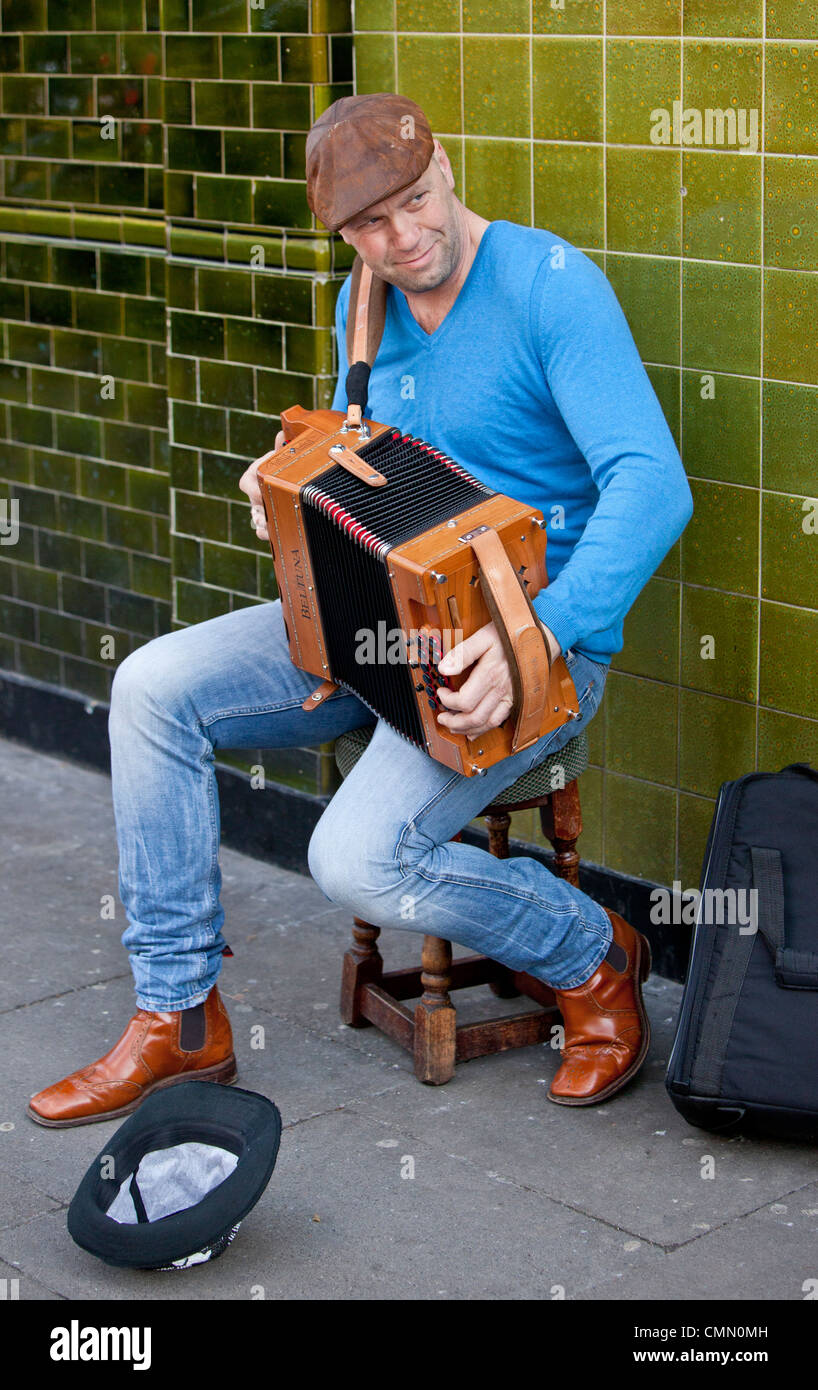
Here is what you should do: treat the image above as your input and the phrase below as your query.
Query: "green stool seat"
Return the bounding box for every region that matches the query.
[334,723,589,806]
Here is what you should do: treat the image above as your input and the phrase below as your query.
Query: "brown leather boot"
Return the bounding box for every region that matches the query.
[27,984,237,1128]
[548,909,651,1106]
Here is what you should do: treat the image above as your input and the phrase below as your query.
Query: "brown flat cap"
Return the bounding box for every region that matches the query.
[306,93,435,232]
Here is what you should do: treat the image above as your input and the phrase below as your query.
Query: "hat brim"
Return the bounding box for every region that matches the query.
[67,1081,282,1270]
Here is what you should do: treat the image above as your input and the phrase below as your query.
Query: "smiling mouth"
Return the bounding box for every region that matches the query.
[396,245,434,267]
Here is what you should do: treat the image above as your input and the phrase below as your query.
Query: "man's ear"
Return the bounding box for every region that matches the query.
[433,139,455,189]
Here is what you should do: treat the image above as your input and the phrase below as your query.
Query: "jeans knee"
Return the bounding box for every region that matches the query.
[110,636,185,721]
[308,815,402,913]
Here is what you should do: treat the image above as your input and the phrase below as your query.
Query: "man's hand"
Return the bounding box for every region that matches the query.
[239,428,286,540]
[435,619,561,741]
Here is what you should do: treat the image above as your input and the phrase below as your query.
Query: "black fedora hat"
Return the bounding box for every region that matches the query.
[67,1081,281,1270]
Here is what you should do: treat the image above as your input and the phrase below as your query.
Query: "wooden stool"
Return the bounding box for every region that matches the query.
[334,726,589,1084]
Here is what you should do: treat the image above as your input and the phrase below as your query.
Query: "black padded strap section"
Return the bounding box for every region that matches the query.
[690,855,759,1098]
[345,359,371,409]
[752,845,818,989]
[179,1001,206,1052]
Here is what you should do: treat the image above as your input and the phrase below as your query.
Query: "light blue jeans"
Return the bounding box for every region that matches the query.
[108,598,612,1011]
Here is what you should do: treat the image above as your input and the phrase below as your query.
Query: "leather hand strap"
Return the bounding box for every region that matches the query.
[470,528,550,753]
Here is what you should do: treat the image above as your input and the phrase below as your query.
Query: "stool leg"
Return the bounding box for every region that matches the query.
[539,782,583,887]
[340,917,383,1027]
[413,935,456,1085]
[484,810,520,999]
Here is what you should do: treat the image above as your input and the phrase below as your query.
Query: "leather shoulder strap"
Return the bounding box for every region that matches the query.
[345,255,387,370]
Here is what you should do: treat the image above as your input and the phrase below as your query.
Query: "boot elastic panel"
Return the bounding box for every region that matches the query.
[180,1002,206,1052]
[604,938,628,973]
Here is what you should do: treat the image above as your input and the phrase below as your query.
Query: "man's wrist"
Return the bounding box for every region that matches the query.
[536,617,561,663]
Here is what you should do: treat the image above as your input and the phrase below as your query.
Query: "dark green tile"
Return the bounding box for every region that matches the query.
[284,324,332,374]
[352,34,396,94]
[161,0,191,26]
[606,39,679,146]
[97,165,148,208]
[762,382,818,495]
[682,262,761,376]
[682,151,761,263]
[396,35,461,133]
[758,708,818,771]
[191,0,246,29]
[166,262,196,311]
[605,773,676,884]
[532,36,602,142]
[0,116,24,153]
[760,601,818,719]
[766,41,818,155]
[164,169,195,216]
[253,178,311,228]
[2,0,46,29]
[119,33,161,74]
[163,79,192,123]
[682,480,759,594]
[198,266,252,316]
[203,542,257,594]
[282,132,305,179]
[3,75,46,114]
[131,553,171,601]
[330,33,351,83]
[125,382,166,429]
[48,0,97,26]
[0,36,21,72]
[61,575,107,622]
[6,240,48,281]
[75,290,122,335]
[122,120,163,165]
[97,0,151,27]
[605,254,680,365]
[197,175,252,222]
[123,297,165,342]
[25,116,70,158]
[28,285,72,327]
[681,586,757,701]
[104,421,153,468]
[176,579,232,623]
[0,280,26,320]
[194,81,250,127]
[166,35,219,78]
[607,148,680,255]
[226,318,283,367]
[255,367,313,415]
[50,161,96,203]
[24,33,67,71]
[613,576,680,681]
[171,309,224,357]
[167,353,197,398]
[761,490,818,608]
[222,36,280,81]
[32,364,76,411]
[764,156,818,271]
[250,0,309,31]
[53,328,98,372]
[79,459,128,505]
[678,791,717,882]
[255,273,311,324]
[281,35,328,84]
[682,370,760,486]
[128,467,169,512]
[72,117,121,160]
[200,360,255,410]
[173,402,227,452]
[8,322,52,365]
[463,37,529,139]
[70,34,116,72]
[4,158,48,200]
[47,75,93,116]
[0,361,28,402]
[604,671,678,785]
[646,365,681,453]
[764,268,818,385]
[56,414,104,459]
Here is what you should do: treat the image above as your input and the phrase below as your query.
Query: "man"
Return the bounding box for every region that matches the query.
[28,94,692,1127]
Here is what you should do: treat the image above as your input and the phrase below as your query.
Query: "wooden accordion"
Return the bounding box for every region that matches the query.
[256,406,579,777]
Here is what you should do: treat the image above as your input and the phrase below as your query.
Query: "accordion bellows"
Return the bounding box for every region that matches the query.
[257,407,579,776]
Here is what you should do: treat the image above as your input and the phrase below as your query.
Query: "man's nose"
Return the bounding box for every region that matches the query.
[389,212,422,251]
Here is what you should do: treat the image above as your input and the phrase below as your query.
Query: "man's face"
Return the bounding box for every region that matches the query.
[338,148,463,295]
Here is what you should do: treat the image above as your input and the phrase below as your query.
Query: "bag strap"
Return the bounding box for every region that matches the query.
[751,846,818,990]
[343,255,387,432]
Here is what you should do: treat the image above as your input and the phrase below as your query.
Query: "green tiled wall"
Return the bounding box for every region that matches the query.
[0,0,353,797]
[2,1,817,889]
[355,2,818,886]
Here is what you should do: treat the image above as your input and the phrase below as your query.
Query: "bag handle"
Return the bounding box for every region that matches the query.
[343,256,387,434]
[751,846,818,989]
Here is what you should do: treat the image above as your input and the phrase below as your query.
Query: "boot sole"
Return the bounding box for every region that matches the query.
[25,1055,239,1129]
[548,934,652,1108]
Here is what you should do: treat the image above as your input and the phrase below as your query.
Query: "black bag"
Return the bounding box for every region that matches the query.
[666,762,818,1140]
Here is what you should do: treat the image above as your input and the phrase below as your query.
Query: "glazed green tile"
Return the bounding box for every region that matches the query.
[532,37,602,143]
[766,42,818,155]
[764,156,818,272]
[767,0,816,39]
[682,370,759,486]
[32,365,76,412]
[255,273,312,324]
[168,352,197,399]
[176,580,232,624]
[165,170,195,216]
[532,0,601,33]
[202,542,257,595]
[46,0,96,27]
[604,671,679,785]
[27,285,71,328]
[348,0,392,26]
[464,38,529,140]
[256,368,312,414]
[123,297,164,342]
[464,138,530,224]
[200,360,255,411]
[78,459,128,506]
[194,81,250,127]
[330,35,352,84]
[0,361,28,403]
[250,0,309,32]
[758,708,818,771]
[222,36,279,82]
[200,448,247,498]
[606,40,680,146]
[762,382,817,495]
[191,0,246,29]
[682,262,761,377]
[396,36,461,133]
[684,0,762,37]
[462,0,526,32]
[166,35,219,79]
[680,586,757,701]
[760,601,818,719]
[170,226,223,258]
[96,0,148,25]
[224,130,281,176]
[130,553,171,601]
[606,0,680,33]
[166,261,196,308]
[68,35,114,74]
[281,35,327,84]
[196,175,252,223]
[2,0,46,28]
[24,33,67,71]
[97,165,148,208]
[0,35,21,72]
[253,82,311,129]
[174,486,228,539]
[55,414,104,461]
[612,576,680,680]
[0,596,36,645]
[0,117,24,154]
[761,490,818,609]
[395,0,456,27]
[72,118,121,160]
[38,529,82,577]
[47,75,93,116]
[678,791,717,884]
[606,148,680,254]
[101,337,150,383]
[163,80,192,123]
[679,689,756,796]
[124,382,166,430]
[5,241,48,281]
[26,117,70,158]
[283,132,306,179]
[226,232,284,267]
[50,161,96,203]
[645,368,681,463]
[4,158,49,200]
[8,322,52,366]
[605,773,676,884]
[161,0,190,25]
[122,121,163,165]
[764,268,818,385]
[352,35,396,96]
[198,266,251,317]
[682,151,761,264]
[683,42,762,152]
[605,254,680,365]
[171,309,224,357]
[228,407,273,457]
[284,324,332,374]
[104,421,153,468]
[97,76,144,120]
[682,480,759,595]
[0,278,26,319]
[3,75,46,114]
[171,530,203,582]
[76,371,123,419]
[253,179,311,229]
[173,403,228,454]
[120,33,162,76]
[127,467,168,513]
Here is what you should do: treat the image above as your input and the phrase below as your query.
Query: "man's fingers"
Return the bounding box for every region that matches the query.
[437,690,513,736]
[437,626,492,676]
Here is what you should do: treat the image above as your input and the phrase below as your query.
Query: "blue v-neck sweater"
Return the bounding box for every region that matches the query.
[331,221,693,665]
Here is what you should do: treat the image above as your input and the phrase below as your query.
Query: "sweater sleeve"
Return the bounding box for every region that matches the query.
[330,275,351,412]
[529,247,693,657]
